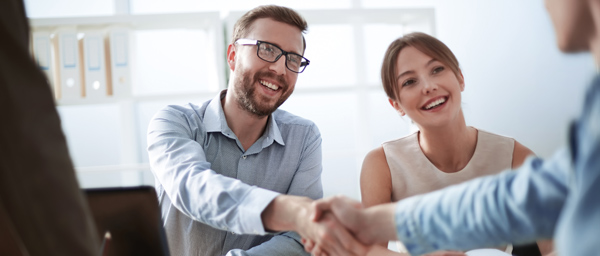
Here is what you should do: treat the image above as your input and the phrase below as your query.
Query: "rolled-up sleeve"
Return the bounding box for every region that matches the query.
[147,107,279,235]
[395,149,571,255]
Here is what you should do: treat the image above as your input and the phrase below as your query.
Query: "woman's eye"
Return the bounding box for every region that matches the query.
[432,66,445,74]
[402,79,416,87]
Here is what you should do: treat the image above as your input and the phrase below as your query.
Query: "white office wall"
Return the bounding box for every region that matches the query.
[440,0,594,158]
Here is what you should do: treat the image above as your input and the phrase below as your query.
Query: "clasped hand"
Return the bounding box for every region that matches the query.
[299,196,388,256]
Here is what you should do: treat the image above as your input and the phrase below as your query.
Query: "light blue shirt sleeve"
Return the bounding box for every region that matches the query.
[553,75,600,256]
[395,150,571,255]
[147,107,280,235]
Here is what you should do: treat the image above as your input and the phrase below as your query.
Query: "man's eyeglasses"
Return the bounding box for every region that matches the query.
[235,39,310,73]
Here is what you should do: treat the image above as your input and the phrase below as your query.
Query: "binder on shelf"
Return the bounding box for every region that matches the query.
[31,30,58,99]
[79,30,109,99]
[106,28,131,97]
[54,28,83,100]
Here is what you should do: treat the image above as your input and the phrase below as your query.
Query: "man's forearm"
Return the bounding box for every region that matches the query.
[261,195,312,232]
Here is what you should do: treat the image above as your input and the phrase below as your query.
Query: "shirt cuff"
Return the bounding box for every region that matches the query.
[237,187,280,235]
[395,195,436,256]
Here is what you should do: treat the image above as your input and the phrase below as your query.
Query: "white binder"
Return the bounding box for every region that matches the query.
[31,30,58,99]
[107,28,131,97]
[54,28,83,100]
[80,30,109,99]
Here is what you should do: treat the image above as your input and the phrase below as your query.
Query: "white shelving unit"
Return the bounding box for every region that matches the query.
[30,12,226,105]
[29,12,225,188]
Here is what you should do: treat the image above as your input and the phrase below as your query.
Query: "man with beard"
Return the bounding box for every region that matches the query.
[147,5,360,256]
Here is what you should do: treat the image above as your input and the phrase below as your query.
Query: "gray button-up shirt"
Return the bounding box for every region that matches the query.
[147,90,322,256]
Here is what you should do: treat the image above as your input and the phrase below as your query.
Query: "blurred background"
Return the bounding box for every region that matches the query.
[25,0,595,200]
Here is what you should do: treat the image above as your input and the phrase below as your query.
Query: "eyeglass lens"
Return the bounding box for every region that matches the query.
[257,42,307,73]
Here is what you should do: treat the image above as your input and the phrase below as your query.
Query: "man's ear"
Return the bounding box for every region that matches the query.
[388,98,406,116]
[227,44,236,71]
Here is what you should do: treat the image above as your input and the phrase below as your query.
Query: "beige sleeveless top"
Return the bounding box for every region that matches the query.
[383,128,515,202]
[383,129,515,253]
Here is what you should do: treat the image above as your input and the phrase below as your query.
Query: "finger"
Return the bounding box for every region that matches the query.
[328,200,360,232]
[311,243,323,256]
[312,244,331,256]
[328,216,369,255]
[311,197,336,221]
[303,239,315,252]
[315,212,368,256]
[313,214,340,253]
[312,195,362,221]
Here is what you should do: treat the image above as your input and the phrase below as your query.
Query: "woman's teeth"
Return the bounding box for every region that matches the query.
[424,98,446,110]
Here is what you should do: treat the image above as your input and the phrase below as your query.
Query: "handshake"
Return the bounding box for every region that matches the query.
[294,195,399,256]
[264,194,470,256]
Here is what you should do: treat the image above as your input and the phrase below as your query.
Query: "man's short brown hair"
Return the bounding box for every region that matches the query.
[232,5,308,52]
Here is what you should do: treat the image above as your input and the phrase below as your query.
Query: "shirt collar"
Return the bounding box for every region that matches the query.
[263,111,285,147]
[203,90,285,146]
[203,90,230,134]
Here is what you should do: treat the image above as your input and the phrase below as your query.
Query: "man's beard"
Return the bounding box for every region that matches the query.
[234,70,292,117]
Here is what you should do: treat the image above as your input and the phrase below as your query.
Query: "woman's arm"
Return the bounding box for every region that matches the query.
[511,140,535,169]
[360,146,393,207]
[360,147,416,256]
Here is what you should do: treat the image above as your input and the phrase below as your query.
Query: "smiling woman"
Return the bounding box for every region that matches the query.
[359,32,551,255]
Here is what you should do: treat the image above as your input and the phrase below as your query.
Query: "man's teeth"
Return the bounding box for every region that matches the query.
[260,80,279,90]
[425,98,446,110]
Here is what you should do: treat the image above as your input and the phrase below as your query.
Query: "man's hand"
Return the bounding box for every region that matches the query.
[302,211,369,256]
[312,195,398,245]
[261,195,368,255]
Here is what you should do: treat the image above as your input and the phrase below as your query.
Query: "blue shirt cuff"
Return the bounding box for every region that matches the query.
[395,195,436,255]
[238,187,280,235]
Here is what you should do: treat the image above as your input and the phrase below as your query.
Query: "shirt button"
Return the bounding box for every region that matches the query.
[243,155,247,159]
[231,231,235,235]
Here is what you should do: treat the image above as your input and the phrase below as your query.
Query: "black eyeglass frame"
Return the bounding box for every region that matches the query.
[235,38,310,73]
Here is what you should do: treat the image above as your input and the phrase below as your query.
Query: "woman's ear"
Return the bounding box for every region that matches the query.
[458,69,465,91]
[388,98,406,116]
[227,44,236,71]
